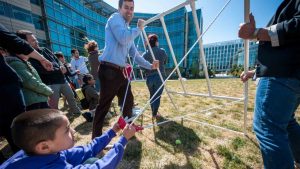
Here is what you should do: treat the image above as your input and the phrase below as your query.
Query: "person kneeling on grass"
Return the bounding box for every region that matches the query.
[81,74,113,122]
[0,109,136,169]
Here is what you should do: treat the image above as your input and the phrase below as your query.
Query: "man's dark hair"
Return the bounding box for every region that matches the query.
[71,48,78,54]
[118,0,134,8]
[16,30,33,41]
[11,109,65,154]
[82,74,93,84]
[148,34,158,48]
[54,51,64,59]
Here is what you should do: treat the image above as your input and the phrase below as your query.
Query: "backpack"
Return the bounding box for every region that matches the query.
[75,88,89,110]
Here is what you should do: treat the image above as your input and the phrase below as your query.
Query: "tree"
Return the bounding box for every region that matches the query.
[229,64,244,77]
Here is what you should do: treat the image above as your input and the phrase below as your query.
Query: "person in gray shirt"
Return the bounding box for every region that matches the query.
[142,34,167,118]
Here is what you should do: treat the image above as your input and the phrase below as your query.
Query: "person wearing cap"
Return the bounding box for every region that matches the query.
[94,0,159,138]
[142,34,167,119]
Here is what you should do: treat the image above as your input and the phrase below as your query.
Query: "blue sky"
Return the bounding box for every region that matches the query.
[103,0,282,44]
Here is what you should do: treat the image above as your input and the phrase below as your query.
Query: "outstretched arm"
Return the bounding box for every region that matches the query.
[64,129,117,165]
[0,24,52,70]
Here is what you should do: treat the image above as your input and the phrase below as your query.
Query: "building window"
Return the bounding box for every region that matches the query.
[38,38,47,47]
[32,14,45,30]
[0,2,4,15]
[30,0,41,6]
[45,6,54,18]
[12,6,32,23]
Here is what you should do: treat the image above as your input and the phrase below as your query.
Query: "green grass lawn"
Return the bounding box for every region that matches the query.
[1,78,299,169]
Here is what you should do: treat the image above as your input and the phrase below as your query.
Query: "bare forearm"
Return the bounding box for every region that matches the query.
[26,50,46,61]
[256,28,271,41]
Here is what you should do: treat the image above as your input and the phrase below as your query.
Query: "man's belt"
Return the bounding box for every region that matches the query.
[100,61,124,70]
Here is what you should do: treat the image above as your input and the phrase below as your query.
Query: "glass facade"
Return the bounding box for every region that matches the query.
[0,1,33,24]
[187,10,203,71]
[203,39,258,72]
[43,0,111,61]
[131,8,202,72]
[0,0,255,73]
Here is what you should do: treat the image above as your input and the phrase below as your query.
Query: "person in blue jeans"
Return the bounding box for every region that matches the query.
[142,34,167,118]
[239,1,300,168]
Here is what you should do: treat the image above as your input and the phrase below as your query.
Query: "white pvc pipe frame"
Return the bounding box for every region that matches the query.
[134,0,249,135]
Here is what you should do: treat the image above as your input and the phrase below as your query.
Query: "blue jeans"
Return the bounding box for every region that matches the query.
[95,78,100,92]
[146,74,164,116]
[253,77,300,169]
[0,83,25,152]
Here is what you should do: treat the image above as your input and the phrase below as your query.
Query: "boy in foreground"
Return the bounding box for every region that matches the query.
[1,109,136,169]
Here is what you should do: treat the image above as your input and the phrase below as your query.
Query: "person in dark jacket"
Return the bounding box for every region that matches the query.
[16,30,82,115]
[239,1,300,168]
[84,40,101,91]
[1,109,136,169]
[82,74,99,111]
[80,73,114,123]
[0,23,52,155]
[142,34,167,118]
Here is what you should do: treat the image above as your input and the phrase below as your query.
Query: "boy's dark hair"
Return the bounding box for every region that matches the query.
[148,34,158,48]
[16,30,33,41]
[82,74,94,84]
[71,48,78,54]
[11,109,65,154]
[54,51,64,59]
[118,0,134,8]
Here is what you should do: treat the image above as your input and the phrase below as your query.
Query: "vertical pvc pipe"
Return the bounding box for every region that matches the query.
[160,17,187,93]
[243,0,250,136]
[190,0,212,96]
[128,55,137,81]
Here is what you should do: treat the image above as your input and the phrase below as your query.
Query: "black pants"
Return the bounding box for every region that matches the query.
[26,102,49,111]
[0,83,25,153]
[0,151,6,164]
[92,64,133,138]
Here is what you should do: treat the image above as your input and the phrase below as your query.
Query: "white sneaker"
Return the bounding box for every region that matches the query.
[132,107,141,116]
[104,144,114,150]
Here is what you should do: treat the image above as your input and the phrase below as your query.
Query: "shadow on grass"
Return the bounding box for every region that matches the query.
[74,121,93,135]
[118,137,142,169]
[65,112,81,124]
[163,162,200,169]
[154,117,201,153]
[153,117,202,169]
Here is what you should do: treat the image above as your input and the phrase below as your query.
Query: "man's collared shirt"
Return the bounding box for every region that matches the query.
[99,12,152,70]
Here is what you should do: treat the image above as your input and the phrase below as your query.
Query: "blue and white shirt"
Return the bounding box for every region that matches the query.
[99,12,152,70]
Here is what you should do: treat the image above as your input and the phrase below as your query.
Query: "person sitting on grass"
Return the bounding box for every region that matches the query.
[0,109,136,169]
[81,74,98,122]
[81,74,113,122]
